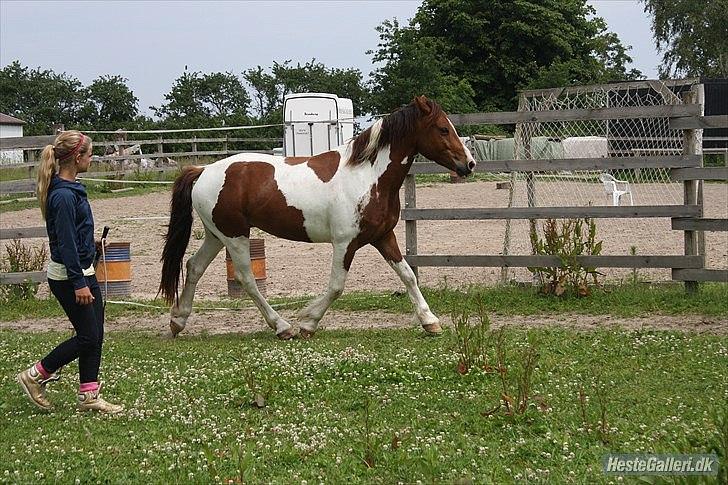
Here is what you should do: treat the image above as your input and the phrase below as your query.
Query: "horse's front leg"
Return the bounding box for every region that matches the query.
[169,231,223,337]
[226,236,296,339]
[297,240,354,338]
[372,231,441,334]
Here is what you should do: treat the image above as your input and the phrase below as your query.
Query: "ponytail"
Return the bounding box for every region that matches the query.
[37,145,58,220]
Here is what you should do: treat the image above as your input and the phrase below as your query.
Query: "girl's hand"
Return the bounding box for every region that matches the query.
[75,286,94,305]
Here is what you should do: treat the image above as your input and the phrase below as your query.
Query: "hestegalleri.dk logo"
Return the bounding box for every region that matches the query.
[603,454,719,475]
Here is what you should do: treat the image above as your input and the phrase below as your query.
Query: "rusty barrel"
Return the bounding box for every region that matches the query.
[95,242,132,297]
[226,238,266,297]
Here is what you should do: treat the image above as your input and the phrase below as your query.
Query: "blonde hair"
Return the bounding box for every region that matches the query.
[37,130,92,219]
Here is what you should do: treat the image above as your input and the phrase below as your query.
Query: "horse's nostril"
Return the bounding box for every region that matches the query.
[468,161,476,170]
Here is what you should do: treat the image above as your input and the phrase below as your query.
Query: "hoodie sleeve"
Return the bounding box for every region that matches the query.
[50,190,87,290]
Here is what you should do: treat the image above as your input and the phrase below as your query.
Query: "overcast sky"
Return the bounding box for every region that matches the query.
[0,0,660,116]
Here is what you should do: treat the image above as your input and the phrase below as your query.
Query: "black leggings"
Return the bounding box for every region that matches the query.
[41,276,104,384]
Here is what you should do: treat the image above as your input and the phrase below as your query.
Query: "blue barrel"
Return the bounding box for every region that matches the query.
[96,242,132,297]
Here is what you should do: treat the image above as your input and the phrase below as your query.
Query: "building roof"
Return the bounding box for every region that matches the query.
[0,113,26,125]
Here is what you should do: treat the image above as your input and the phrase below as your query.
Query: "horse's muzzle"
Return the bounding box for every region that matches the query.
[455,161,476,177]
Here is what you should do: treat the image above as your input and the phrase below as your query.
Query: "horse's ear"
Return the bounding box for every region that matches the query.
[414,95,432,115]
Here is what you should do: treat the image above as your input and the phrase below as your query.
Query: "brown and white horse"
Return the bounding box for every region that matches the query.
[159,95,476,339]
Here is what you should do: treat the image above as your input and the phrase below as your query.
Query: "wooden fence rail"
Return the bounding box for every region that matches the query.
[0,226,48,285]
[402,83,728,292]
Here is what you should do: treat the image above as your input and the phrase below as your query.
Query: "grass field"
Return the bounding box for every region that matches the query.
[1,326,726,483]
[1,283,727,324]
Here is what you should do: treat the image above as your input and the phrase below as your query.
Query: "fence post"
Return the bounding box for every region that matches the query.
[192,136,198,164]
[157,135,163,157]
[681,86,702,294]
[694,84,706,261]
[404,172,418,280]
[223,135,229,155]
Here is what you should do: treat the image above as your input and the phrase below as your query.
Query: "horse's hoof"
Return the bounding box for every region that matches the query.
[276,328,298,340]
[422,323,443,335]
[298,328,315,340]
[169,320,184,338]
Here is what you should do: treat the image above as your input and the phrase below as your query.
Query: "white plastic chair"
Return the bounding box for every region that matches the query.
[599,173,633,206]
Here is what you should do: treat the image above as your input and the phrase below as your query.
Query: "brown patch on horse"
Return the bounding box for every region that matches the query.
[306,151,339,182]
[285,152,340,183]
[212,162,311,242]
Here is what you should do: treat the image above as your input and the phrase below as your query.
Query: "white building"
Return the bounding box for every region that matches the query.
[0,113,26,165]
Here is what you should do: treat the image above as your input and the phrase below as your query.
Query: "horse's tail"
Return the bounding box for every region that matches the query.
[158,165,205,304]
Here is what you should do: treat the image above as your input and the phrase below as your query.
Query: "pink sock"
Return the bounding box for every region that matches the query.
[35,362,51,380]
[79,382,99,393]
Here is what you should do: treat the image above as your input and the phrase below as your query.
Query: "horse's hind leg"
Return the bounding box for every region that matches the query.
[372,231,441,334]
[297,241,352,338]
[169,229,223,336]
[225,236,296,340]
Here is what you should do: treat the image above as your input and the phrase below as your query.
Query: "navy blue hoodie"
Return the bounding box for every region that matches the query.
[45,174,96,290]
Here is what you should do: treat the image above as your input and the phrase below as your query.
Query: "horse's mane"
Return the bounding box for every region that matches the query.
[347,98,443,166]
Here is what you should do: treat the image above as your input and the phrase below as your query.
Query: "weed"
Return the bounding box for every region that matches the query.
[484,329,544,418]
[0,239,48,301]
[577,370,612,444]
[528,217,603,297]
[193,227,205,240]
[235,358,275,408]
[451,294,492,374]
[629,245,641,285]
[361,396,376,468]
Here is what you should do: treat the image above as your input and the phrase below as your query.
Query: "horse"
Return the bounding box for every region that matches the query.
[158,95,476,339]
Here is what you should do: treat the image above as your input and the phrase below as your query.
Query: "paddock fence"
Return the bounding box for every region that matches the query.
[0,129,282,195]
[403,80,728,291]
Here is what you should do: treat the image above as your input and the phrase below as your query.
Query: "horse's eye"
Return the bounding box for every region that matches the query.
[439,127,449,135]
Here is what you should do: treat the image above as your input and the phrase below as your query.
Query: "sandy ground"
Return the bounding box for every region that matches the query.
[2,180,726,301]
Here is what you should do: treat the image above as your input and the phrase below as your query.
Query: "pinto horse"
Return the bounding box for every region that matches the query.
[159,95,476,339]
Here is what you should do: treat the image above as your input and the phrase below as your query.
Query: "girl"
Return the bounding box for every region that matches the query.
[17,130,122,413]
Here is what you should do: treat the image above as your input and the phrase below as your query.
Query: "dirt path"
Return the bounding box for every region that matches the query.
[2,311,725,336]
[2,180,727,301]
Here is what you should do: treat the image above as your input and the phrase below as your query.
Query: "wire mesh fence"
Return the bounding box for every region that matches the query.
[480,79,721,283]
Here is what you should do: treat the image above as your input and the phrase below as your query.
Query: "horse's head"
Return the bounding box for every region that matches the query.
[412,95,476,177]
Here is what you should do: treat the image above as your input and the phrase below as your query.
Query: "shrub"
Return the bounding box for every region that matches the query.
[0,239,48,301]
[528,218,603,297]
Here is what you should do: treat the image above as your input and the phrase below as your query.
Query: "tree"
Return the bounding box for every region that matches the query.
[369,0,642,112]
[642,0,728,78]
[81,75,139,130]
[244,60,368,120]
[368,19,477,115]
[0,61,86,135]
[153,70,251,127]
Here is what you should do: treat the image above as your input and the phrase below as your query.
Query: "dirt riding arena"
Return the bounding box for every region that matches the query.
[2,179,726,334]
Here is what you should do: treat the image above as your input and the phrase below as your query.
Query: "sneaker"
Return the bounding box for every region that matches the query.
[78,385,123,414]
[17,365,59,411]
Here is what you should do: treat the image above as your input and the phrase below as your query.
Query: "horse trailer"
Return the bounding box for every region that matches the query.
[283,93,354,157]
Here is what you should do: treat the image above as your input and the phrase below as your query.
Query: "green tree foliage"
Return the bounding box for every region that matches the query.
[0,61,85,135]
[80,75,139,130]
[642,0,728,78]
[244,60,368,121]
[152,70,251,128]
[368,19,477,115]
[369,0,642,113]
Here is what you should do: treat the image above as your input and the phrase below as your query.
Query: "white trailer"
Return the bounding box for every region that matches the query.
[283,93,354,157]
